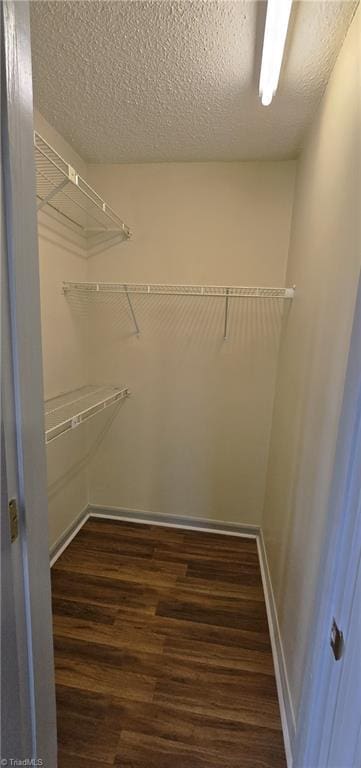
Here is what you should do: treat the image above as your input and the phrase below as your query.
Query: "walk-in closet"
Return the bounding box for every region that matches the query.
[2,1,360,766]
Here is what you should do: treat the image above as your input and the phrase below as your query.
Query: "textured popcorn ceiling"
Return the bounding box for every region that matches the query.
[30,0,357,162]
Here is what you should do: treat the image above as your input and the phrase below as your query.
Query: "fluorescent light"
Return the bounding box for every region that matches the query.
[259,0,293,107]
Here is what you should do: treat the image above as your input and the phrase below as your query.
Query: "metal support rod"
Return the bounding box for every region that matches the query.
[223,289,230,341]
[124,285,140,335]
[37,177,69,210]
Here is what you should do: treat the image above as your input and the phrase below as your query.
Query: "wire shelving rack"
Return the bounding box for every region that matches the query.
[62,282,295,299]
[44,385,130,444]
[34,132,131,251]
[62,281,295,340]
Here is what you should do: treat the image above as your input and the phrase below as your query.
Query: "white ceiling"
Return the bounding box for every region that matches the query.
[30,0,357,163]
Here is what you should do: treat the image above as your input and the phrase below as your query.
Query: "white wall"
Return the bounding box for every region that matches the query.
[85,161,295,525]
[36,108,295,540]
[262,4,361,734]
[34,110,89,548]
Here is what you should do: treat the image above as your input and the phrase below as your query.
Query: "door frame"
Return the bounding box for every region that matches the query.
[1,1,57,764]
[294,271,361,766]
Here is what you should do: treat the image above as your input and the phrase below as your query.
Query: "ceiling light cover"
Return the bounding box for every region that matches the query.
[259,0,293,106]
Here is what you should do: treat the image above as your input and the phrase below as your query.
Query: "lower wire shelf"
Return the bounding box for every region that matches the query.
[44,384,130,444]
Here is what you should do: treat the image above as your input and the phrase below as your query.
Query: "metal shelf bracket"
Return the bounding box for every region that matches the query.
[124,285,141,336]
[224,288,230,341]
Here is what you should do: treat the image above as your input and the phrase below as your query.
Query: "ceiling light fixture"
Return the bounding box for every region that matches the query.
[259,0,293,107]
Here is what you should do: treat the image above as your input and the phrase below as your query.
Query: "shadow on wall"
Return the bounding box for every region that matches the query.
[78,294,292,523]
[65,290,288,353]
[46,399,127,500]
[52,290,295,525]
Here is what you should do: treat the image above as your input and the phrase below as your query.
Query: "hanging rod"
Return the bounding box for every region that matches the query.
[34,132,131,249]
[62,281,295,299]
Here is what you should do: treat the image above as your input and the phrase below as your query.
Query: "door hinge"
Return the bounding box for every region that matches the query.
[330,618,344,661]
[8,498,19,543]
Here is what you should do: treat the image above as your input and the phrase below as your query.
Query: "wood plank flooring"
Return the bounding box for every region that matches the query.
[51,518,286,767]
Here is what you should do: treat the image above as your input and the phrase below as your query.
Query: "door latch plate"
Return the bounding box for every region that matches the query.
[8,498,19,543]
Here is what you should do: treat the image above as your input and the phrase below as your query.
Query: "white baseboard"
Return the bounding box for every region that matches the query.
[88,503,260,538]
[49,504,259,566]
[49,506,89,567]
[257,529,296,767]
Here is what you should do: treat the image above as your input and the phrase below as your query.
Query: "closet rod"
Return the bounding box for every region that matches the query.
[62,281,296,299]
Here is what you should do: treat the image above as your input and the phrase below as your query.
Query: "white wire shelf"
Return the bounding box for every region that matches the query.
[63,281,295,340]
[34,132,131,249]
[44,385,130,444]
[62,281,295,299]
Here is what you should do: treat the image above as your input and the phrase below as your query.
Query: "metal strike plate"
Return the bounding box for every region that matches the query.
[8,498,19,543]
[330,618,344,661]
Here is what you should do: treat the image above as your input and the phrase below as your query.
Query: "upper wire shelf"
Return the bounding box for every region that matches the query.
[44,384,130,444]
[34,132,131,250]
[62,281,295,299]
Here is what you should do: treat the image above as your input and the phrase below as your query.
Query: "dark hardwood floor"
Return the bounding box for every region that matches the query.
[51,518,286,767]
